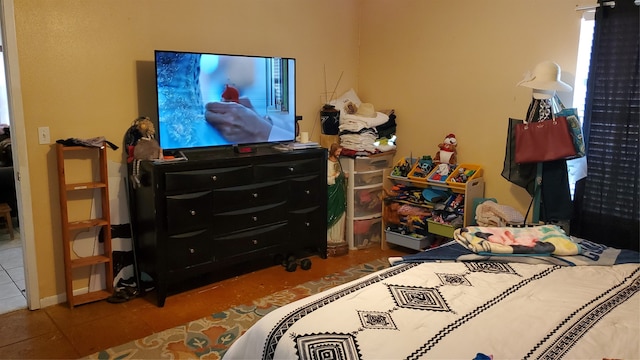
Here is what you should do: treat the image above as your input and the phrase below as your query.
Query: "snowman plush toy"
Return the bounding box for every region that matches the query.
[434,133,458,164]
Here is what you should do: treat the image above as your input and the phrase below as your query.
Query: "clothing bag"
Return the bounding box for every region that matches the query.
[501,117,536,195]
[553,95,586,158]
[515,109,576,164]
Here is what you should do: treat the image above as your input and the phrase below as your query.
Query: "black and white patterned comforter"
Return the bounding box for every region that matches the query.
[223,258,639,360]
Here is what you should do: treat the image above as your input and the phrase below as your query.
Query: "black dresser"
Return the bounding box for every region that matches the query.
[131,146,328,306]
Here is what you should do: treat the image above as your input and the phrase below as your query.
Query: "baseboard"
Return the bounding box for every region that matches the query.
[40,286,96,308]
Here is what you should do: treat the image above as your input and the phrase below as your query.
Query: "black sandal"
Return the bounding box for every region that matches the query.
[106,287,140,303]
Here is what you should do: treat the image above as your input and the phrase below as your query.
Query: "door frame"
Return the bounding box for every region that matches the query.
[1,0,40,310]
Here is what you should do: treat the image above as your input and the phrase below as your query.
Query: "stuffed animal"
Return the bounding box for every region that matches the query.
[133,119,161,161]
[434,133,457,164]
[130,117,162,188]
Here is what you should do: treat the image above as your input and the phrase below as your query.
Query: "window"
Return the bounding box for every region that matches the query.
[566,14,594,198]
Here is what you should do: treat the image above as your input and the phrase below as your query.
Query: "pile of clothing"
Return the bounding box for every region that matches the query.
[475,200,525,227]
[330,89,396,155]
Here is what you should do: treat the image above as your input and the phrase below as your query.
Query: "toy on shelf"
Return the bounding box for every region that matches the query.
[428,163,456,183]
[391,157,416,178]
[407,155,435,182]
[445,163,483,190]
[434,133,457,164]
[449,167,476,183]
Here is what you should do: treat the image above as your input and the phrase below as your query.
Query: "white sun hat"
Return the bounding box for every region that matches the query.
[356,103,377,118]
[517,61,573,92]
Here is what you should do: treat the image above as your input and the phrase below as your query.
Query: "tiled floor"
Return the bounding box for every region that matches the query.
[0,242,413,359]
[0,226,27,315]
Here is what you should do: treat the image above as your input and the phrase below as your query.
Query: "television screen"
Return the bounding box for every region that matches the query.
[154,50,296,151]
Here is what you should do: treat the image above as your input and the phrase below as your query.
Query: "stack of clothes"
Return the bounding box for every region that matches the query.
[331,89,396,155]
[475,200,525,227]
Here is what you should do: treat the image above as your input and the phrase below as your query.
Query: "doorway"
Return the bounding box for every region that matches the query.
[0,0,40,313]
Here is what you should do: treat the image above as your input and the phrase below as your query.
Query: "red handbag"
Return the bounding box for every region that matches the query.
[515,115,576,164]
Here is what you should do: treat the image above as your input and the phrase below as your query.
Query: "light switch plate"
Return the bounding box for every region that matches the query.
[38,126,50,144]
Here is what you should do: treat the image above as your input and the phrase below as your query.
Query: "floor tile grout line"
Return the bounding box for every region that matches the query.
[0,236,26,311]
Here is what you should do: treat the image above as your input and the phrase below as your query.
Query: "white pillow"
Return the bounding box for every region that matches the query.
[330,88,362,114]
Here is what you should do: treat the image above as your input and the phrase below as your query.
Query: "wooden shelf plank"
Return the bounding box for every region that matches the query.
[70,255,111,268]
[72,290,111,306]
[65,182,107,191]
[60,145,104,152]
[68,218,109,230]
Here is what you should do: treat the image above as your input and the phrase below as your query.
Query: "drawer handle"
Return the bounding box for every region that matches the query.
[252,193,258,198]
[288,167,294,172]
[190,210,196,216]
[252,239,258,245]
[189,248,195,254]
[305,221,311,227]
[305,190,310,195]
[211,175,218,181]
[252,216,258,222]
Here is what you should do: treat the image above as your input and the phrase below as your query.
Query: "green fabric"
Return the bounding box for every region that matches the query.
[327,169,346,228]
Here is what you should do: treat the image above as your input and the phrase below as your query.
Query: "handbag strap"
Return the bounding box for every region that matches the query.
[524,98,556,128]
[524,99,539,124]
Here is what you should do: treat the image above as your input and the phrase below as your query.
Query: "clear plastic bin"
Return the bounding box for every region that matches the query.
[354,170,384,186]
[354,185,383,217]
[354,153,394,172]
[351,217,382,249]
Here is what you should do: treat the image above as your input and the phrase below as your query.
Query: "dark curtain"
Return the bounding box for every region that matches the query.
[572,0,640,251]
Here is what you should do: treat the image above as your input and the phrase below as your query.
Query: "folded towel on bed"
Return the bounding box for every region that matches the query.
[454,225,581,256]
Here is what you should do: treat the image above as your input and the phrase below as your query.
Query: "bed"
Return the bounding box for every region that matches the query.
[223,226,640,360]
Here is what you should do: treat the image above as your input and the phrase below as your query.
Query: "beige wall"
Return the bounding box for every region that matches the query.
[11,0,586,303]
[357,0,583,214]
[12,0,361,302]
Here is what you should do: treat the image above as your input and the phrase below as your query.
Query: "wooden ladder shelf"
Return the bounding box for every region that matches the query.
[56,143,113,308]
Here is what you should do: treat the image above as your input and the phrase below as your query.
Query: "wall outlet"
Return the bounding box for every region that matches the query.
[38,126,50,144]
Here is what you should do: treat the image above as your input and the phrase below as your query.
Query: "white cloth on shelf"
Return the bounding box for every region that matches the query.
[340,112,389,131]
[339,132,378,153]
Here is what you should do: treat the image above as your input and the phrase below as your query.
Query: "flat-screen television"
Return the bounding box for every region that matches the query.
[154,50,296,151]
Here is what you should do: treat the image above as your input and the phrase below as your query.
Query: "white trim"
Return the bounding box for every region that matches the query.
[1,0,40,310]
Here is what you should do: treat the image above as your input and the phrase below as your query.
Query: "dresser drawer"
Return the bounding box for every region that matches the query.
[166,229,213,271]
[289,175,324,209]
[166,191,213,234]
[213,223,288,259]
[254,158,323,180]
[289,206,324,237]
[165,165,252,192]
[212,201,287,235]
[213,180,287,212]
